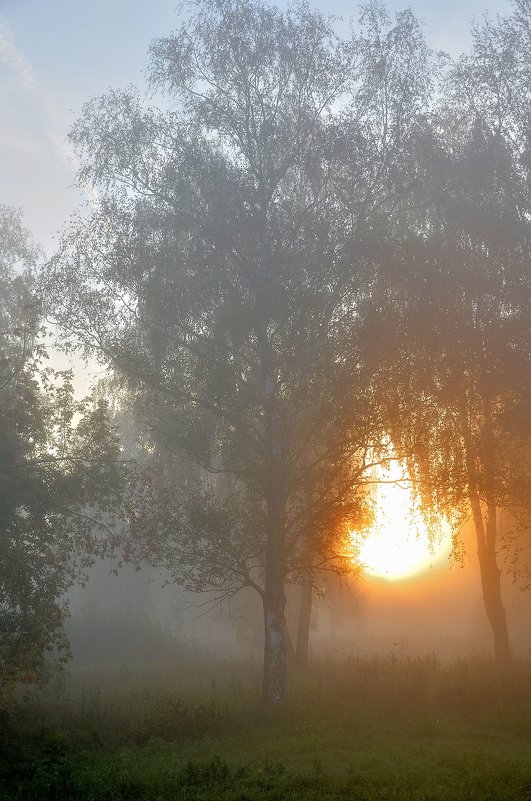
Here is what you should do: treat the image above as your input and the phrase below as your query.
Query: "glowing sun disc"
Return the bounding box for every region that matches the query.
[351,461,452,581]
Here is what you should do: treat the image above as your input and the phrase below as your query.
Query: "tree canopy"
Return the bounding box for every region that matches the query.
[0,206,124,701]
[358,2,531,662]
[45,0,439,702]
[42,0,531,696]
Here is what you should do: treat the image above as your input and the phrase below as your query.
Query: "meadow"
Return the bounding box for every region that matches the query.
[3,652,531,800]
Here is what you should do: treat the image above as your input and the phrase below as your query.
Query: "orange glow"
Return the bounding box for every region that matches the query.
[351,459,452,581]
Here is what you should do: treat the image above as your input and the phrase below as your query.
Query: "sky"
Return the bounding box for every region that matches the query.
[0,0,515,257]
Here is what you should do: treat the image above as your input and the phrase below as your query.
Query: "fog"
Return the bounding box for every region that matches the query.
[63,511,531,676]
[1,0,530,798]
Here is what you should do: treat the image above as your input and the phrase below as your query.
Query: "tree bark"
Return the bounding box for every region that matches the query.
[262,449,288,702]
[262,581,288,703]
[469,491,511,664]
[261,357,289,703]
[460,397,511,665]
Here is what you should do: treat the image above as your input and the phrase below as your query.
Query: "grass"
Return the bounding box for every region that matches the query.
[3,653,531,800]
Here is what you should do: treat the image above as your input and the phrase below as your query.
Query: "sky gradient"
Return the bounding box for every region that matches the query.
[0,0,514,255]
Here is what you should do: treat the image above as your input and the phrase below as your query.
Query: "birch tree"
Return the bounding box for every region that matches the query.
[47,0,432,702]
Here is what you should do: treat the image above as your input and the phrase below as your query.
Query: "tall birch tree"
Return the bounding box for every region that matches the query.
[47,0,432,702]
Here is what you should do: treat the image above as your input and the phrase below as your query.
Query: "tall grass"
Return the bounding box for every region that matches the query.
[3,653,531,800]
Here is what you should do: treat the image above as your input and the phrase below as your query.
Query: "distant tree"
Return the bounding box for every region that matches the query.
[0,206,124,702]
[46,0,432,702]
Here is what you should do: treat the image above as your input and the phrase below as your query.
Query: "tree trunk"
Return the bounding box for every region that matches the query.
[262,579,288,703]
[257,280,289,702]
[261,375,289,703]
[460,399,511,665]
[469,492,511,663]
[295,570,312,669]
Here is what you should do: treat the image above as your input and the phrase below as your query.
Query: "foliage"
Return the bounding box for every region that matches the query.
[0,206,125,702]
[46,0,435,701]
[356,0,531,662]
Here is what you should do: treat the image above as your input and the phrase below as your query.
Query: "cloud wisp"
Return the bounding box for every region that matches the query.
[0,14,101,215]
[0,15,39,94]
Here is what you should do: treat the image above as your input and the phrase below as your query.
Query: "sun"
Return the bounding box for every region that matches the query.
[350,458,452,581]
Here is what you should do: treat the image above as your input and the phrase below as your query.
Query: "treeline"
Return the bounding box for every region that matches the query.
[1,0,530,705]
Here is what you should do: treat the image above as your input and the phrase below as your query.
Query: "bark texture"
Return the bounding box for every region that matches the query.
[262,585,288,703]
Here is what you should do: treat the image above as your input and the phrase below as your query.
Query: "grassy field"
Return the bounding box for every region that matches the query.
[3,653,531,800]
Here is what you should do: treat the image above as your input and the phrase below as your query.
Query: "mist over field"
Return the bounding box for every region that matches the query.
[0,0,530,799]
[61,521,531,674]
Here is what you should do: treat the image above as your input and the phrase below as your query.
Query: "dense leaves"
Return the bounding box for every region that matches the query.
[0,207,125,700]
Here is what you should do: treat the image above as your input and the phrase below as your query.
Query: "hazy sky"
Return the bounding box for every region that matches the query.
[0,0,514,255]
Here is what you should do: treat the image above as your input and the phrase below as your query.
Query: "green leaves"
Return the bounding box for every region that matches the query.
[0,209,130,700]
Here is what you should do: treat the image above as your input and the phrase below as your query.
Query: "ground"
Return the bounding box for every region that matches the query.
[2,653,531,800]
